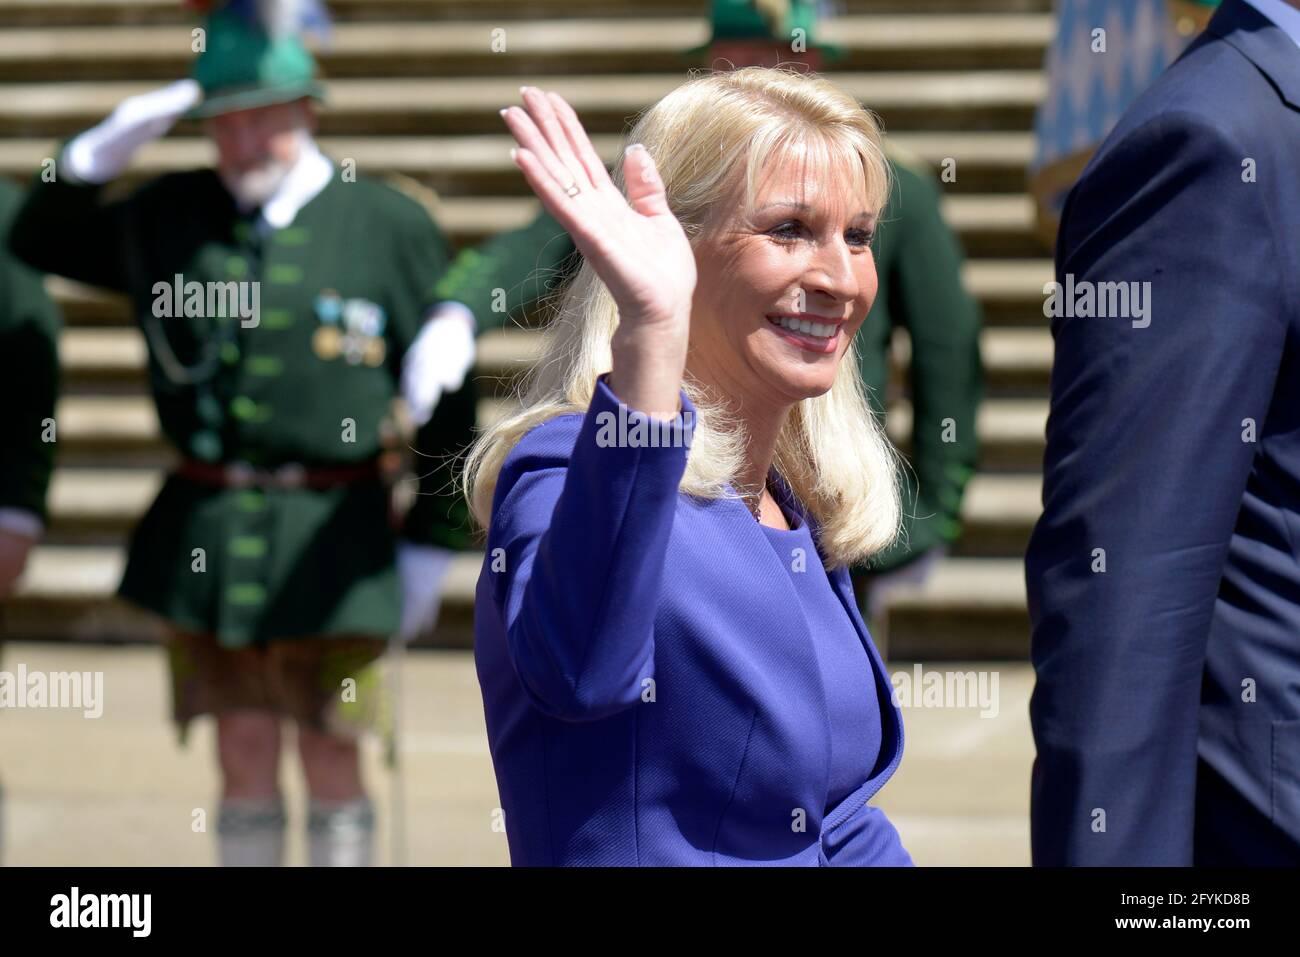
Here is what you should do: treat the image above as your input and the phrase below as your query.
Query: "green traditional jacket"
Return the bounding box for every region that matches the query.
[0,178,61,527]
[857,152,983,573]
[437,153,982,573]
[8,159,476,646]
[433,203,578,335]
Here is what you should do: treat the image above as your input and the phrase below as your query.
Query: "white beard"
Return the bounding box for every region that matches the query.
[220,157,295,210]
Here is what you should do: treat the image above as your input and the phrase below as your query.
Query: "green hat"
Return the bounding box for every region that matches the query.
[690,0,843,61]
[188,9,325,118]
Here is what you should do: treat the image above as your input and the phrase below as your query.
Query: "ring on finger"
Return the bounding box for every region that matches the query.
[564,182,581,197]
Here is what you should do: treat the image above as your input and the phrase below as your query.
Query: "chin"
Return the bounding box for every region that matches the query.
[763,360,839,402]
[220,161,291,208]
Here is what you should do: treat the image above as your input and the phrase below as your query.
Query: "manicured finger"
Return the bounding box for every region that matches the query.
[520,86,588,192]
[547,91,615,193]
[500,104,584,197]
[510,147,589,237]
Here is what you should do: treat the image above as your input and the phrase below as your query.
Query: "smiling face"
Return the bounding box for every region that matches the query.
[688,140,879,418]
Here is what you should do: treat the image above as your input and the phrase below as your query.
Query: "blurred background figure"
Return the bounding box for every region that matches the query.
[435,0,983,658]
[1028,0,1221,247]
[7,0,477,866]
[0,176,62,866]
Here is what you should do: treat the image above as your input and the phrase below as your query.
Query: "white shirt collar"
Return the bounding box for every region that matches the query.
[1242,0,1300,50]
[254,136,334,231]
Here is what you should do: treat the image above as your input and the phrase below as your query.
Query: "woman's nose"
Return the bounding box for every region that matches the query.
[804,240,860,303]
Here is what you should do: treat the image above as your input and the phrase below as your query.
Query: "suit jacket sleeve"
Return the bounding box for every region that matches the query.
[485,372,695,721]
[1025,111,1288,865]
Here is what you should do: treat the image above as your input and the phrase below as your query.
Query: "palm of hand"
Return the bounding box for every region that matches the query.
[502,88,696,332]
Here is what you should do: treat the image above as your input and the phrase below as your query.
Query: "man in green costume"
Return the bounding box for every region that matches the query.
[7,2,477,866]
[437,0,982,641]
[0,176,62,866]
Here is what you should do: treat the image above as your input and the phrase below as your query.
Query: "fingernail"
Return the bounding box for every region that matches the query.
[519,85,531,96]
[626,143,646,154]
[509,148,518,161]
[499,107,509,118]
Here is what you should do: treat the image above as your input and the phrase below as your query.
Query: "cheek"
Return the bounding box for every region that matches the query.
[854,253,880,314]
[270,132,298,165]
[728,244,806,306]
[698,248,797,345]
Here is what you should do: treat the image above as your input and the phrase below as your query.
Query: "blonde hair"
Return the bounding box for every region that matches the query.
[462,66,902,569]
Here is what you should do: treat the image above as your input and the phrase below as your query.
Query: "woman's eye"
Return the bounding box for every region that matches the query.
[768,220,806,240]
[766,221,874,247]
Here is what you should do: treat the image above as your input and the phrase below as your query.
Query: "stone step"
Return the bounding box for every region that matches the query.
[6,189,1036,265]
[0,0,1054,28]
[40,257,1054,331]
[0,130,1038,195]
[0,15,1053,81]
[0,71,1044,136]
[39,461,1043,554]
[58,324,1053,398]
[881,557,1028,657]
[889,397,1046,472]
[6,544,1029,658]
[10,547,1031,657]
[45,391,1048,472]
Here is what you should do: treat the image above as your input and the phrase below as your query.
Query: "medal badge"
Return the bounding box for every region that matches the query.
[313,290,387,366]
[313,290,343,360]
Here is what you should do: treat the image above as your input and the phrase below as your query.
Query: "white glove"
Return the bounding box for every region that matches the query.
[397,543,455,643]
[64,79,201,185]
[400,303,477,428]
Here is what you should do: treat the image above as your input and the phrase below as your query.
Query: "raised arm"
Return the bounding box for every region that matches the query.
[487,374,696,721]
[482,87,698,720]
[8,80,199,291]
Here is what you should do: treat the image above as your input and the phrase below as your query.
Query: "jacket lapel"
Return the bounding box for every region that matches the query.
[1210,0,1300,111]
[769,473,907,797]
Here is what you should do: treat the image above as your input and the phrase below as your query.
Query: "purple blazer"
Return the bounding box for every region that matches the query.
[474,372,912,865]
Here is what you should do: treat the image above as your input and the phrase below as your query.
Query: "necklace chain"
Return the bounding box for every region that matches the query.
[742,479,770,522]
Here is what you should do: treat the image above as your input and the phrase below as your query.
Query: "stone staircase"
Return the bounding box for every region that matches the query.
[1,0,1053,657]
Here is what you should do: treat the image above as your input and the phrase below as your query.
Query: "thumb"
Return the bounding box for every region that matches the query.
[622,143,672,218]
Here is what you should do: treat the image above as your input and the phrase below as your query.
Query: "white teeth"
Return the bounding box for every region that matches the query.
[773,316,835,339]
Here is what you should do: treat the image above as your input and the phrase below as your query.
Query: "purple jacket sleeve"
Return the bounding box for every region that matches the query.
[486,372,696,721]
[820,803,915,866]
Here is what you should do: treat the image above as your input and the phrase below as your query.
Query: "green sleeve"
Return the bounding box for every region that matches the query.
[400,372,478,551]
[383,191,452,360]
[433,207,579,334]
[0,181,62,520]
[871,161,983,572]
[7,145,139,292]
[383,192,477,550]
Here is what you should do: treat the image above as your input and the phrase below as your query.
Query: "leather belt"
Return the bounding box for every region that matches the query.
[177,457,382,491]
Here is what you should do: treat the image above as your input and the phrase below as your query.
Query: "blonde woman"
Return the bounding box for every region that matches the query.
[466,68,912,866]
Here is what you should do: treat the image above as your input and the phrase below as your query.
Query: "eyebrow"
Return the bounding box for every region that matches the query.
[753,200,874,220]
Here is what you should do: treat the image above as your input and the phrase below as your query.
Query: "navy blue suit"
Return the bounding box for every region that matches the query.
[474,373,912,865]
[1026,0,1300,865]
